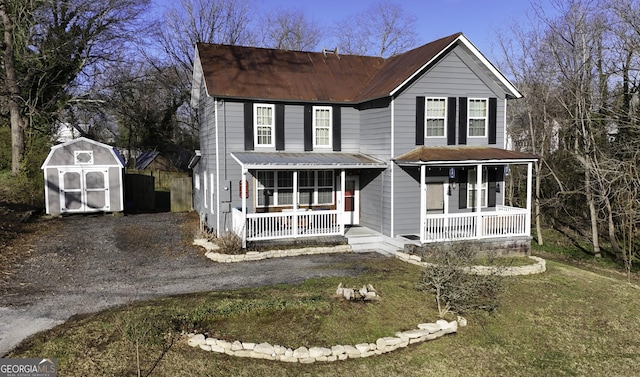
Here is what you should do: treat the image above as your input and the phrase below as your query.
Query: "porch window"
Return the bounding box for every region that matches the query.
[467,168,488,208]
[255,104,275,146]
[468,99,487,137]
[298,170,334,206]
[256,170,334,207]
[313,106,332,148]
[425,98,446,137]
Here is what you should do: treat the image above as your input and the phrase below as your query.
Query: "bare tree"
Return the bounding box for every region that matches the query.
[261,9,322,51]
[332,0,418,57]
[0,0,149,174]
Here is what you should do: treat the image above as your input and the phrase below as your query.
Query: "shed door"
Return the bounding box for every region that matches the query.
[59,169,110,213]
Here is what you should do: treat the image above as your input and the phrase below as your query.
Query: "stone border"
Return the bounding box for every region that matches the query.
[193,239,351,263]
[187,318,461,363]
[393,252,546,276]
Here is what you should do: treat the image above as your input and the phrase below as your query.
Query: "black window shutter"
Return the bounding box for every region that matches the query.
[488,97,497,145]
[458,168,467,209]
[447,97,457,145]
[416,96,425,145]
[332,106,341,151]
[275,104,285,150]
[458,97,467,145]
[488,167,497,207]
[244,102,254,151]
[304,105,312,151]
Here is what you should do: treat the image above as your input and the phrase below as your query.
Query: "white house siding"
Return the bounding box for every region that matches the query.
[359,103,391,235]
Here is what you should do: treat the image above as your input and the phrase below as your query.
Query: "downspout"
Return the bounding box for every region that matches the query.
[215,98,221,233]
[390,98,395,238]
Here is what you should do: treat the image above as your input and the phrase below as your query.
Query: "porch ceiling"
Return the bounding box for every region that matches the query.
[231,151,387,170]
[393,146,539,166]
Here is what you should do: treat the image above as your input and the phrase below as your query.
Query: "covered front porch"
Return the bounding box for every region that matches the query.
[230,151,386,248]
[394,146,539,244]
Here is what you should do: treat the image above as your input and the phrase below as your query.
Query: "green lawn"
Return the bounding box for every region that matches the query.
[9,256,640,376]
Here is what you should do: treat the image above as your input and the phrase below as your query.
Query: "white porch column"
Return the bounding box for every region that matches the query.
[241,168,248,249]
[340,170,346,235]
[420,165,426,243]
[476,163,483,238]
[526,162,533,235]
[293,170,298,238]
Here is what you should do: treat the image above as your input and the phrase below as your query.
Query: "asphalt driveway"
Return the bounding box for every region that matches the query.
[0,212,382,356]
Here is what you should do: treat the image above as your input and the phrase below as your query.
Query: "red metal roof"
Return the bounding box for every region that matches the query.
[394,146,539,164]
[196,33,463,103]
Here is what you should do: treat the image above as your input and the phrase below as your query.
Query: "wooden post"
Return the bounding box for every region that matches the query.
[420,165,426,243]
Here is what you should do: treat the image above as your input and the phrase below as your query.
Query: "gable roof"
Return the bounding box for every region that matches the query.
[192,33,522,106]
[41,137,125,169]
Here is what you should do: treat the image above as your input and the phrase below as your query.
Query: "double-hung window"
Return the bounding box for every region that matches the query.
[298,171,334,206]
[467,168,488,208]
[255,170,334,208]
[313,106,332,148]
[255,104,275,147]
[425,98,446,137]
[468,99,488,137]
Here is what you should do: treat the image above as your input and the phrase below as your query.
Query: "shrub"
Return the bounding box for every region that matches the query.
[217,232,243,255]
[418,244,503,317]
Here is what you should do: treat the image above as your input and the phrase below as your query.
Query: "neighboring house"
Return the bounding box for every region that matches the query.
[189,32,538,249]
[135,151,183,172]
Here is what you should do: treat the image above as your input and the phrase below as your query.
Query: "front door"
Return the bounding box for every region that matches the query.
[426,181,445,214]
[343,176,359,225]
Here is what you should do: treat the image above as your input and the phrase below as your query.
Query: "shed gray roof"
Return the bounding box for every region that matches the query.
[231,152,386,170]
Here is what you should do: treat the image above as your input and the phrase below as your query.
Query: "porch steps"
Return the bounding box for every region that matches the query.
[345,227,412,255]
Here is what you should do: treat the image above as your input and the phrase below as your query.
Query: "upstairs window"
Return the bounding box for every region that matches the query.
[313,106,332,148]
[425,98,446,137]
[468,99,487,137]
[255,104,275,147]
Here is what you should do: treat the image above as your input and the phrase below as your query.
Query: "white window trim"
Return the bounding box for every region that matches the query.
[312,106,332,149]
[298,170,334,206]
[467,168,488,208]
[255,170,335,208]
[468,98,488,138]
[425,97,447,138]
[254,103,275,147]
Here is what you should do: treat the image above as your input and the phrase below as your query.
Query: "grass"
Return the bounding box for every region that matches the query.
[9,255,640,376]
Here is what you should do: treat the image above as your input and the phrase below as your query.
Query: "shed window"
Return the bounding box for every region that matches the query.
[74,151,94,165]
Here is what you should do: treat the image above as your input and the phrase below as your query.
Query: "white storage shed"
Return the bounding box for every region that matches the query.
[41,137,125,214]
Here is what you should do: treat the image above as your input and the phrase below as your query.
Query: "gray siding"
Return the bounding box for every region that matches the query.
[359,105,391,234]
[394,48,506,155]
[340,106,360,153]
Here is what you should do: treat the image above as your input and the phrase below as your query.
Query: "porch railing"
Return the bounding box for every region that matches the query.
[421,206,528,243]
[232,208,342,242]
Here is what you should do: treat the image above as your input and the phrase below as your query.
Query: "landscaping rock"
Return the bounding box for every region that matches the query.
[293,346,309,359]
[308,347,325,358]
[254,342,275,355]
[355,343,370,353]
[331,345,346,356]
[188,334,205,347]
[230,340,243,351]
[418,323,441,333]
[242,342,256,350]
[457,316,468,327]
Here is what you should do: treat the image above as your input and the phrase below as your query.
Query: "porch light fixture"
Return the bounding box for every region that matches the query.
[496,183,500,193]
[447,185,452,196]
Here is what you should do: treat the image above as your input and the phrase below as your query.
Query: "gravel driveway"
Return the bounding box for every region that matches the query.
[0,212,382,356]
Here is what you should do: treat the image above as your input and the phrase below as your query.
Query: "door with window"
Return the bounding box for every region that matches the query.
[59,168,110,213]
[343,176,359,225]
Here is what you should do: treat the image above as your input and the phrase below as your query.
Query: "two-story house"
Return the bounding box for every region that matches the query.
[189,32,538,251]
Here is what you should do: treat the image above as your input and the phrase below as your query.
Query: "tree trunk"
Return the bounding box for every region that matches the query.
[584,167,602,258]
[1,1,27,175]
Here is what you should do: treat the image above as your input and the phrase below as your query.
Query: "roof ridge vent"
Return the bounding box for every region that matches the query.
[322,47,340,59]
